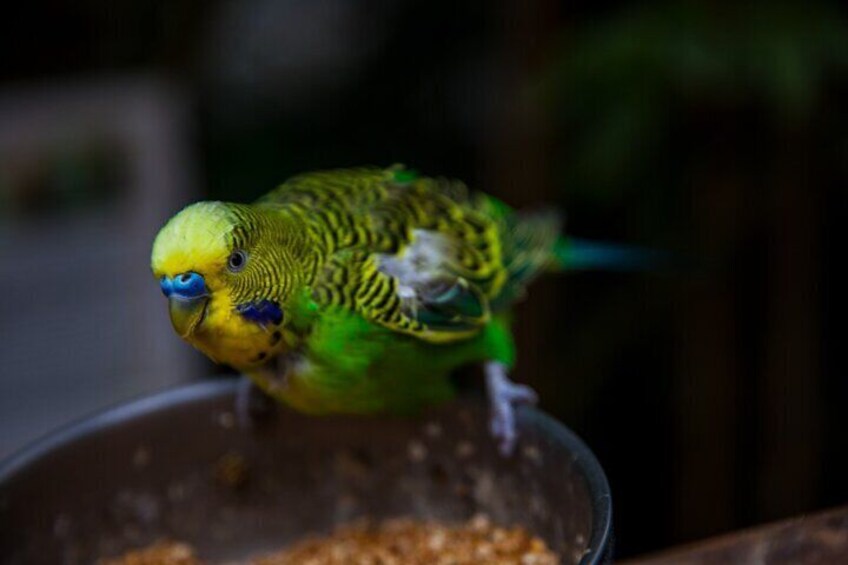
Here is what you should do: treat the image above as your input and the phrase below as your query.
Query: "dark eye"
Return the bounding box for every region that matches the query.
[227,250,247,272]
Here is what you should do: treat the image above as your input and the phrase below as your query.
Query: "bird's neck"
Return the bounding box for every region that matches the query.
[256,205,330,288]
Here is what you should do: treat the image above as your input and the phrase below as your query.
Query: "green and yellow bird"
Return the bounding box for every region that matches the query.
[152,165,641,454]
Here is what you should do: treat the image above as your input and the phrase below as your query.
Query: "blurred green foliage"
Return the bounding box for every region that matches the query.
[537,1,848,202]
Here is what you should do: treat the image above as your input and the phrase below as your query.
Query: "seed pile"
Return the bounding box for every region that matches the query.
[99,541,201,565]
[101,515,559,565]
[255,515,559,565]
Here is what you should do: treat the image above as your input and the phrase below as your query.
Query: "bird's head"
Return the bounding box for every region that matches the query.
[151,201,302,370]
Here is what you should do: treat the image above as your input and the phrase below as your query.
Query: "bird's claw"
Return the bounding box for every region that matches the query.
[485,362,538,456]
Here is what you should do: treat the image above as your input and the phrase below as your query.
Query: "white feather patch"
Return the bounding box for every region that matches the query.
[377,229,451,312]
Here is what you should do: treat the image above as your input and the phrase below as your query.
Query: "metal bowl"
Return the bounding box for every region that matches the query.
[0,380,612,564]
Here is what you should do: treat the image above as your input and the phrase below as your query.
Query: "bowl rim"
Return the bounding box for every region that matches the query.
[0,379,613,564]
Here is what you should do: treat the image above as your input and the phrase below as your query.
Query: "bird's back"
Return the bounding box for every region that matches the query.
[256,166,518,300]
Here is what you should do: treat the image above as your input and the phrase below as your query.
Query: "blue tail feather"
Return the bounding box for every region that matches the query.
[554,237,665,271]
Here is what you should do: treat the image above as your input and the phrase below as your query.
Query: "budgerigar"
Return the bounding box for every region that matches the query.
[152,165,639,454]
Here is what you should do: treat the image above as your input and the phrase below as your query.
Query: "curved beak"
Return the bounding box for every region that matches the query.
[160,272,209,338]
[168,296,209,338]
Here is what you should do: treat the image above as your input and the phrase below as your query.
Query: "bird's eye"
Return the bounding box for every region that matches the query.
[227,250,247,272]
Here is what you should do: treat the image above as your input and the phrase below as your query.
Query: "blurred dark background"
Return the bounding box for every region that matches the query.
[2,0,847,559]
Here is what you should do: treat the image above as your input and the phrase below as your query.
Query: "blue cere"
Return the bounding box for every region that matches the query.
[160,276,174,297]
[237,300,284,326]
[162,272,207,299]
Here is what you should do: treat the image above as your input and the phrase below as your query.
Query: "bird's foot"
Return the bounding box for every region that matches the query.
[485,362,538,456]
[235,375,277,429]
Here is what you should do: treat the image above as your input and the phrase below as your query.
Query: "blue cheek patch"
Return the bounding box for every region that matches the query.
[237,300,284,326]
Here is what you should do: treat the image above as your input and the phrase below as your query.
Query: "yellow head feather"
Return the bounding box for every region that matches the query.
[151,201,236,280]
